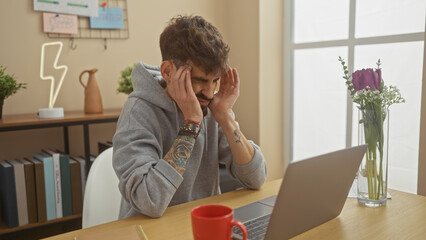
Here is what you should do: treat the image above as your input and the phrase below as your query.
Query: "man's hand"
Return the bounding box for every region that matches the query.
[209,66,255,164]
[168,65,203,123]
[209,66,240,123]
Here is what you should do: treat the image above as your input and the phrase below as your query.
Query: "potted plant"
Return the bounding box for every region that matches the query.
[117,64,134,95]
[0,65,27,119]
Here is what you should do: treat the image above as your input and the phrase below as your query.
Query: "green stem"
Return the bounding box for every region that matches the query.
[362,104,386,201]
[377,114,385,199]
[373,150,377,199]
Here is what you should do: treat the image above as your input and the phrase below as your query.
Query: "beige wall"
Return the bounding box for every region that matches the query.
[225,0,260,144]
[418,30,426,196]
[0,1,284,181]
[259,0,285,180]
[225,0,285,180]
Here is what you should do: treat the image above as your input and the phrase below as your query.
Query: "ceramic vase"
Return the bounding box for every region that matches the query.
[79,68,103,114]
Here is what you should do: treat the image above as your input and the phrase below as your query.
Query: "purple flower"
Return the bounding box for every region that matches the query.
[351,68,382,91]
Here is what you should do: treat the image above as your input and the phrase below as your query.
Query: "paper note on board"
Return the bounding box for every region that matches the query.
[34,0,99,17]
[90,7,124,29]
[43,13,78,34]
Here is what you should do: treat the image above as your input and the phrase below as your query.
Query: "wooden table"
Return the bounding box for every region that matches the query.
[45,179,426,240]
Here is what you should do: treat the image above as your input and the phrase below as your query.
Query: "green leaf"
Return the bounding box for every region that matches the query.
[0,65,27,99]
[117,64,135,95]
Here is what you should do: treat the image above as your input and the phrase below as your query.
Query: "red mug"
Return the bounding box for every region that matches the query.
[191,205,247,240]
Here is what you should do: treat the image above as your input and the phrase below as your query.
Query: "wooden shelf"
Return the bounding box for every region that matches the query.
[0,108,121,131]
[0,214,82,235]
[0,108,121,174]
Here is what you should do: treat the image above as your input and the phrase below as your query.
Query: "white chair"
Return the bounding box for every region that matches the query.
[82,147,122,228]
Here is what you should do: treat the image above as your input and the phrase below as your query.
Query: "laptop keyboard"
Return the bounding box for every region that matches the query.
[233,214,272,240]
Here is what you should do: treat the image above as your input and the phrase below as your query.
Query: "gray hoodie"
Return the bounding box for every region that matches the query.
[113,62,267,219]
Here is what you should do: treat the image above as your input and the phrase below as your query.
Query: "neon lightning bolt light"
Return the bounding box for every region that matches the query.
[39,41,68,118]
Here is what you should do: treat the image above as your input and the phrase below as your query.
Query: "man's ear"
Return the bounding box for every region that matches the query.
[160,60,174,82]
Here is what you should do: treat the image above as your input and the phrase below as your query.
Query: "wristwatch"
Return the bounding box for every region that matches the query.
[178,121,200,138]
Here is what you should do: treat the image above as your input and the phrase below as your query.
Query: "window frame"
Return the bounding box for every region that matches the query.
[283,0,425,193]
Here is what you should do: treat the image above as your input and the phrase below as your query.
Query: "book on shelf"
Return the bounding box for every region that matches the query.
[53,153,63,218]
[20,159,38,224]
[73,156,87,198]
[69,158,83,214]
[59,154,73,217]
[0,161,19,228]
[26,158,47,223]
[44,150,73,217]
[42,150,63,218]
[33,153,56,221]
[7,159,29,226]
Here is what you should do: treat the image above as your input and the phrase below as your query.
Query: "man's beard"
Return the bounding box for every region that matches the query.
[202,106,208,116]
[196,93,213,117]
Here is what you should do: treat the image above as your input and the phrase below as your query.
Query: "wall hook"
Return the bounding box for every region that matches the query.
[104,38,107,50]
[70,38,77,50]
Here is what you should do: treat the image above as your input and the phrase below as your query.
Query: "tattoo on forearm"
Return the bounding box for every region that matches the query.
[234,129,242,144]
[164,135,195,175]
[164,121,200,175]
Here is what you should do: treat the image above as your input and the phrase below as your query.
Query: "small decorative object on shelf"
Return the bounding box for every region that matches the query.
[39,41,68,119]
[0,65,27,119]
[117,64,134,95]
[339,57,405,207]
[79,68,103,114]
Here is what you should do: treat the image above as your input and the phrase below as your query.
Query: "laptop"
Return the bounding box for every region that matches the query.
[232,145,367,240]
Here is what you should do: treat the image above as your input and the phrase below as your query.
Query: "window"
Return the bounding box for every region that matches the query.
[284,0,425,193]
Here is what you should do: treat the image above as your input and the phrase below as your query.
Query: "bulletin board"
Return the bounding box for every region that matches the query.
[46,0,129,40]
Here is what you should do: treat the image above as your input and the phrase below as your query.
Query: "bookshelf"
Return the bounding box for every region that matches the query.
[0,109,121,239]
[0,214,81,239]
[0,108,121,174]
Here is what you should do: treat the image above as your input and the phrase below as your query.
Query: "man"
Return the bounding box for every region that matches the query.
[113,15,267,219]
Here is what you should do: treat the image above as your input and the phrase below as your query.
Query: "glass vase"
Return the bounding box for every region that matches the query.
[357,108,389,207]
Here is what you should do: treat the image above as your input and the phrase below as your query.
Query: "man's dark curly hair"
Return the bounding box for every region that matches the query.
[160,15,230,75]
